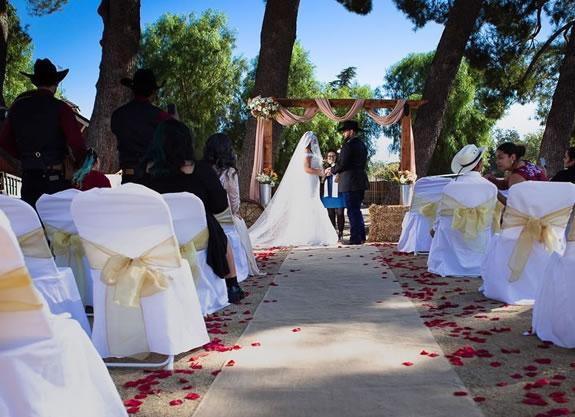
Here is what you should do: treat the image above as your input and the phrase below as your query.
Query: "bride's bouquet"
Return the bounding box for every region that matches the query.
[247,96,279,120]
[256,168,278,186]
[392,170,417,185]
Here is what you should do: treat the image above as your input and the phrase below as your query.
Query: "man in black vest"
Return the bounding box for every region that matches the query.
[0,58,86,207]
[327,120,369,244]
[111,69,172,184]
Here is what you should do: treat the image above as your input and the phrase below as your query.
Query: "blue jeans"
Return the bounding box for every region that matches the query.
[343,190,366,243]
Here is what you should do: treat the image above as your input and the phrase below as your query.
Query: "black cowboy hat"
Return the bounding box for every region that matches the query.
[337,120,363,132]
[20,58,69,86]
[120,68,164,91]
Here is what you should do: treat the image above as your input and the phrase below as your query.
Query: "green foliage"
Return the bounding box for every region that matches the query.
[368,160,399,181]
[23,0,69,16]
[139,11,248,154]
[382,52,496,174]
[329,66,357,89]
[335,0,372,15]
[4,3,34,106]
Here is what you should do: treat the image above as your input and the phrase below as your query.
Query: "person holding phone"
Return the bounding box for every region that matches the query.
[111,68,173,184]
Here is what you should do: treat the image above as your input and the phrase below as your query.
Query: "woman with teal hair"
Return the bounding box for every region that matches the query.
[72,148,111,191]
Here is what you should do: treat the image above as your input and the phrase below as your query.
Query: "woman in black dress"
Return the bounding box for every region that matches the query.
[551,147,575,184]
[140,119,245,303]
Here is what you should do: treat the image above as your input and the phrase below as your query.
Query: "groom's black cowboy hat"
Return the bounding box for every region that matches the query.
[120,68,165,92]
[337,120,363,132]
[20,58,69,87]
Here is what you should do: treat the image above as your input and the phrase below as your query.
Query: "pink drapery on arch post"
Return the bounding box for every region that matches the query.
[249,98,415,201]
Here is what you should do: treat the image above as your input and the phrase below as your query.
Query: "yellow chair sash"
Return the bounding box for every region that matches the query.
[44,224,87,302]
[0,266,44,312]
[492,200,505,234]
[179,227,209,286]
[17,228,53,259]
[439,194,495,240]
[569,222,575,242]
[214,207,234,225]
[502,205,572,282]
[419,202,439,229]
[81,235,181,358]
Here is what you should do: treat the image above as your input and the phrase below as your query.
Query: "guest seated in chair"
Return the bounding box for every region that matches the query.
[72,148,111,191]
[551,146,575,183]
[140,119,245,303]
[485,142,548,204]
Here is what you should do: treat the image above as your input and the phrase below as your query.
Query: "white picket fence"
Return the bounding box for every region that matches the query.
[0,172,22,198]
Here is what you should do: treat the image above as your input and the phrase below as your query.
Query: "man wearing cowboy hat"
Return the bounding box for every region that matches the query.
[111,68,172,184]
[430,144,495,234]
[0,58,86,207]
[326,119,369,245]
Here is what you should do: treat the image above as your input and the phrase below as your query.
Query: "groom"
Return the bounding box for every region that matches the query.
[327,120,369,245]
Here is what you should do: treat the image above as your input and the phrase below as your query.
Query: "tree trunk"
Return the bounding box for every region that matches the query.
[539,26,575,178]
[237,0,300,199]
[0,0,7,108]
[412,0,482,175]
[86,0,140,173]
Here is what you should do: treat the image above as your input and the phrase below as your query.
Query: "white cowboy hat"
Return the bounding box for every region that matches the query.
[451,144,486,174]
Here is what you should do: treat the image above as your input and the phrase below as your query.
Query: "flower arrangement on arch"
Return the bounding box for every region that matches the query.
[256,168,278,186]
[392,170,417,185]
[247,96,279,120]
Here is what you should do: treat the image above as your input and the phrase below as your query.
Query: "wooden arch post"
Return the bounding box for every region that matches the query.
[263,99,425,173]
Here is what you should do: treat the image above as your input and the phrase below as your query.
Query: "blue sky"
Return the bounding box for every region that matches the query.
[11,0,543,161]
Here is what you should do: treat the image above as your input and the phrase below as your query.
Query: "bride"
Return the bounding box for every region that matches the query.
[249,131,339,247]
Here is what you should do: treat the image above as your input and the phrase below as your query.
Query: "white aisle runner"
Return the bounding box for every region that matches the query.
[193,245,484,417]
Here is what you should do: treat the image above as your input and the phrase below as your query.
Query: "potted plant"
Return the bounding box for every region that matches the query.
[392,170,417,206]
[255,168,278,206]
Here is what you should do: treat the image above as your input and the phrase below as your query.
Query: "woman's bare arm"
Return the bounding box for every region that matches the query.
[303,156,323,175]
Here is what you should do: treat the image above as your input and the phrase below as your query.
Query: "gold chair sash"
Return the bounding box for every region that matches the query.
[439,194,495,240]
[419,202,439,229]
[17,228,53,259]
[179,227,209,286]
[82,235,181,358]
[569,222,575,242]
[214,207,235,225]
[492,200,505,234]
[502,205,573,282]
[44,224,88,302]
[0,266,44,312]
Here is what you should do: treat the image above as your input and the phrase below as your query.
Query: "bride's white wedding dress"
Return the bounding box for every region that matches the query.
[249,132,339,247]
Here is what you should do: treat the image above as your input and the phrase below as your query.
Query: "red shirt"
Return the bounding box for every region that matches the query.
[74,171,111,191]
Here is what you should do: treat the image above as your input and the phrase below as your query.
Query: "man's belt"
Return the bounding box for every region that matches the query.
[124,168,136,175]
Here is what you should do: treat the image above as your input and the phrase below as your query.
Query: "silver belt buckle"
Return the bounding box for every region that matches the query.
[48,175,59,181]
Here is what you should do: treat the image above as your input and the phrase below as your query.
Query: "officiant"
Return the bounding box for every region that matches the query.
[321,149,345,241]
[327,120,369,245]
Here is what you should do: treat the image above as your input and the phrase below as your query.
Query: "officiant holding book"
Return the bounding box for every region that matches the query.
[321,149,345,241]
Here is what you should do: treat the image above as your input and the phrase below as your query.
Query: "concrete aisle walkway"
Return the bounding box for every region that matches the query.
[193,245,484,417]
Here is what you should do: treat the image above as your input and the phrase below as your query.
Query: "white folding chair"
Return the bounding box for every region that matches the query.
[481,182,575,305]
[163,192,229,315]
[36,189,93,306]
[0,195,90,335]
[221,220,249,282]
[398,176,452,254]
[532,217,575,347]
[71,184,209,369]
[0,210,127,417]
[427,178,498,277]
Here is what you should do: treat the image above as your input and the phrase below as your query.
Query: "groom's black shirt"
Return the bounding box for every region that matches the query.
[331,134,369,192]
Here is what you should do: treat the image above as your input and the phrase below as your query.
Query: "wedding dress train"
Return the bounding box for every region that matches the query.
[249,132,338,247]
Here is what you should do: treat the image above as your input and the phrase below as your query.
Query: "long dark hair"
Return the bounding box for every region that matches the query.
[567,146,575,161]
[203,133,237,176]
[142,119,196,178]
[497,142,526,159]
[72,148,98,188]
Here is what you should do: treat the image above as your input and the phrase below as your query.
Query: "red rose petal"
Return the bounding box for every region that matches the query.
[124,400,142,407]
[169,400,183,406]
[402,362,414,366]
[127,407,140,414]
[534,358,552,364]
[496,382,508,387]
[490,361,502,367]
[226,360,235,367]
[292,328,301,332]
[251,342,261,347]
[473,397,486,402]
[185,393,200,401]
[453,391,468,396]
[211,370,221,376]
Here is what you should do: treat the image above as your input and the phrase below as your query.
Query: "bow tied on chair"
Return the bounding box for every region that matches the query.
[0,266,44,312]
[502,205,572,282]
[179,227,209,285]
[81,235,182,358]
[419,202,439,229]
[17,228,53,259]
[452,205,491,240]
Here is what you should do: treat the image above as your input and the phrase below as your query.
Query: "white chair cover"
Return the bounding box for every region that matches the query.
[71,184,209,358]
[481,181,575,305]
[0,211,127,417]
[427,175,497,277]
[398,176,452,253]
[532,227,575,348]
[163,192,229,315]
[36,189,93,306]
[0,195,90,335]
[222,222,249,283]
[105,174,122,188]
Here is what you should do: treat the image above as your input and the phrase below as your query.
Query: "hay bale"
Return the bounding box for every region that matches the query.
[368,204,409,243]
[239,200,264,228]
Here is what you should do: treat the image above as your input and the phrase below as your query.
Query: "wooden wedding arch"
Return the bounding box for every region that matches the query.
[259,98,427,173]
